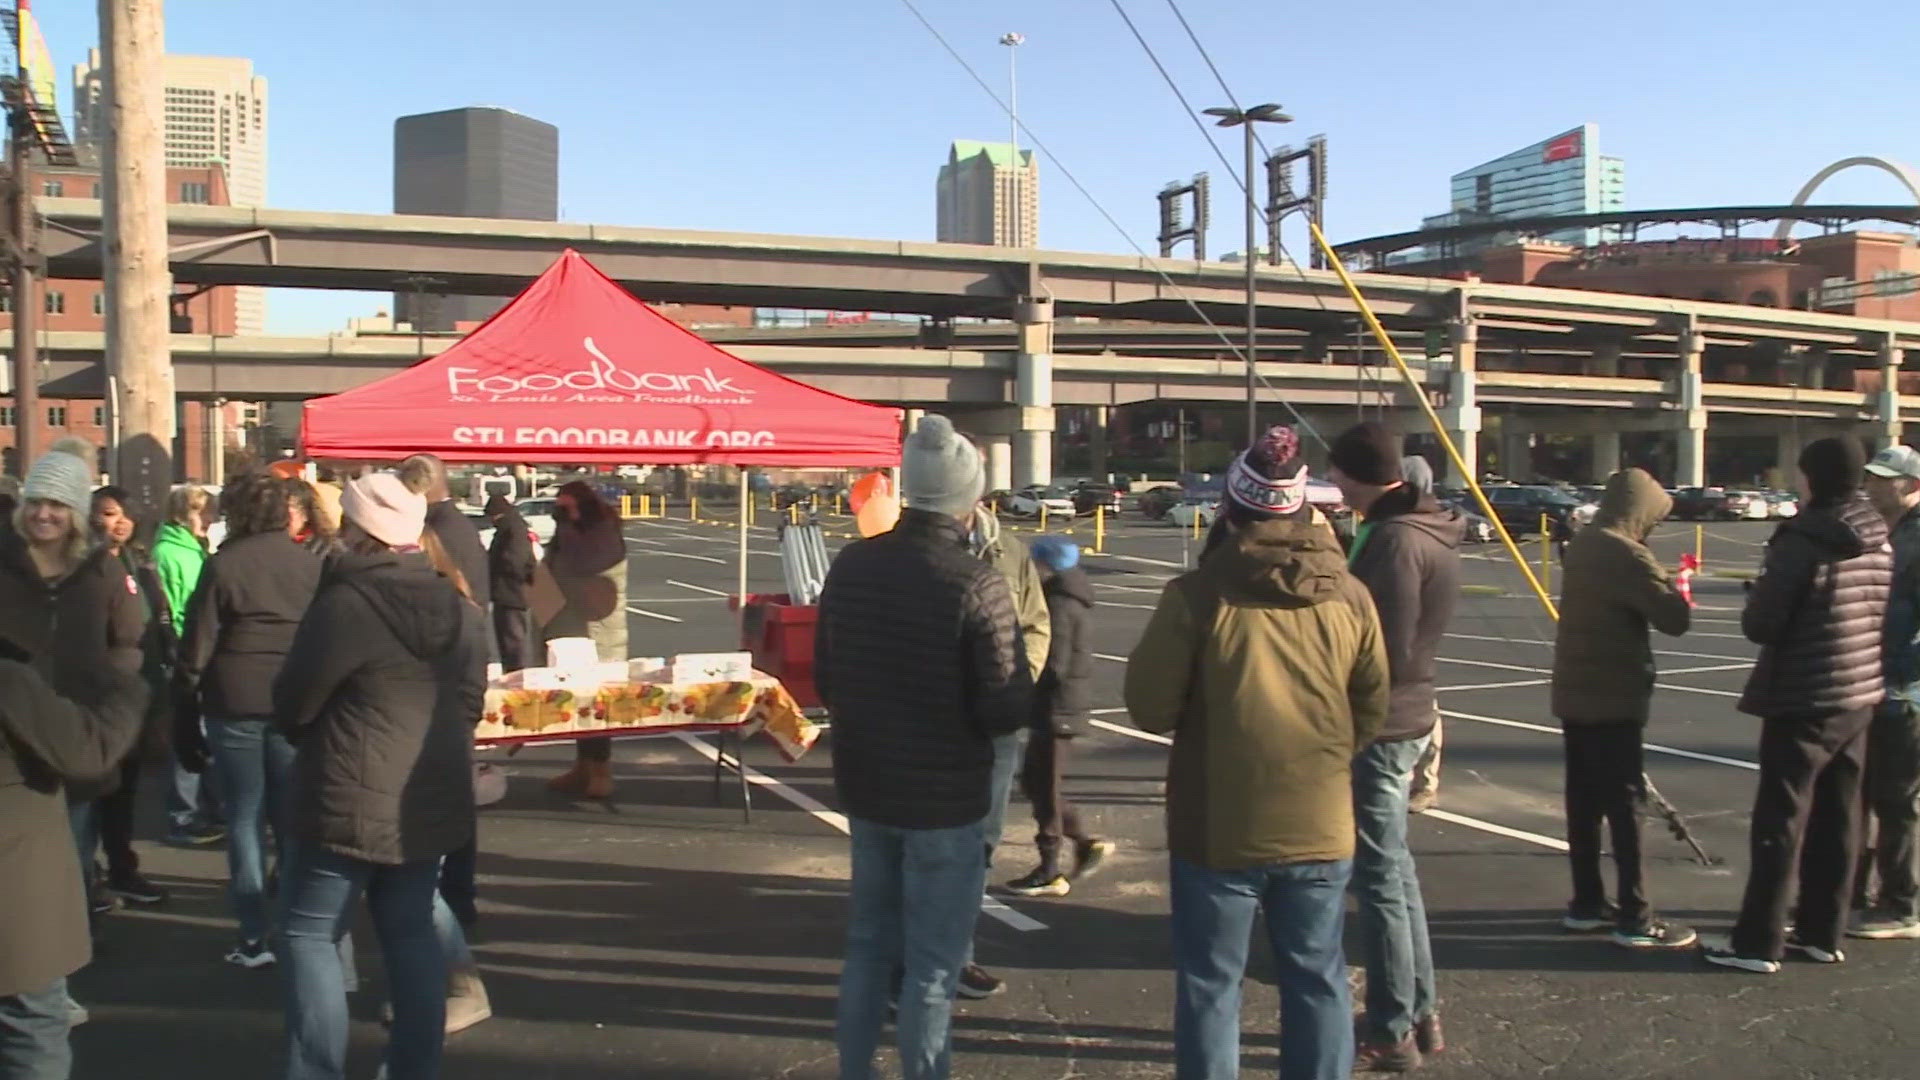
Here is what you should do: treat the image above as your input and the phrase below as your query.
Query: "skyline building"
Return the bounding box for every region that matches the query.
[392,106,559,330]
[73,51,269,331]
[1413,123,1624,260]
[936,139,1037,247]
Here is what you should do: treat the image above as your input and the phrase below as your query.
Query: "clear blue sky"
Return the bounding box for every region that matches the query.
[31,0,1920,333]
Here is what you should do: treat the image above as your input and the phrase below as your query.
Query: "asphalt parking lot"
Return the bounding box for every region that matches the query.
[73,507,1920,1079]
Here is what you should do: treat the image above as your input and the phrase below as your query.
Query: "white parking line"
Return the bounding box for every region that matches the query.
[1092,581,1167,594]
[667,579,731,597]
[1440,709,1758,771]
[1439,679,1549,693]
[650,550,726,565]
[1113,554,1187,570]
[1098,602,1160,611]
[1096,653,1128,664]
[1087,720,1571,853]
[1445,632,1748,664]
[670,733,1046,933]
[626,604,684,623]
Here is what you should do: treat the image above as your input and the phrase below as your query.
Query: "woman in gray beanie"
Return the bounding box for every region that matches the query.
[0,437,148,1025]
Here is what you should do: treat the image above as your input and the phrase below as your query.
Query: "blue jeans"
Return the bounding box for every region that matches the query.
[0,978,71,1080]
[1171,856,1353,1080]
[207,718,298,942]
[959,732,1023,971]
[836,817,989,1080]
[1351,735,1436,1044]
[282,847,449,1080]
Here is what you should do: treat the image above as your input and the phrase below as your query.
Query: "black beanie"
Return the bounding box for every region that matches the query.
[484,493,513,518]
[1329,422,1404,487]
[1799,437,1864,506]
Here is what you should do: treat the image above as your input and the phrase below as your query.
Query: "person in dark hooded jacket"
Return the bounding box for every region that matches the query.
[1328,423,1462,1071]
[1704,437,1892,974]
[1551,468,1696,950]
[273,472,489,1080]
[1004,537,1114,898]
[484,493,537,672]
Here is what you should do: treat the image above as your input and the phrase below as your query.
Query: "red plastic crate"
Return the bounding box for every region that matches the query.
[731,593,819,709]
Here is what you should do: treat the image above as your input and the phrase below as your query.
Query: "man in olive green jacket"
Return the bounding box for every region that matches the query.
[1126,426,1389,1079]
[1550,467,1695,950]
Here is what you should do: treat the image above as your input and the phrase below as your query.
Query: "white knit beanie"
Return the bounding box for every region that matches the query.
[901,415,984,520]
[342,472,427,549]
[22,436,96,514]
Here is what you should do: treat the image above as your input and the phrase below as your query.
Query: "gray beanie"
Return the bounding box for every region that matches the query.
[1401,455,1435,495]
[901,414,984,519]
[23,437,96,514]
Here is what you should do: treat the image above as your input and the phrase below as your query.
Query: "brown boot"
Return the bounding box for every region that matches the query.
[581,759,614,800]
[547,759,590,795]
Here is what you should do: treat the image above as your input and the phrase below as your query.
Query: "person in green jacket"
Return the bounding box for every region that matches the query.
[153,484,212,628]
[152,483,224,847]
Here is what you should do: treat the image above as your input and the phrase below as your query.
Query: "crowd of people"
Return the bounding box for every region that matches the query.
[0,442,641,1080]
[817,415,1917,1080]
[3,414,1916,1080]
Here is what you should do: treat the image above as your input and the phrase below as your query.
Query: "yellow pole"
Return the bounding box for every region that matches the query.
[620,494,632,518]
[1308,221,1559,620]
[1040,504,1048,532]
[1695,524,1704,568]
[1094,505,1106,553]
[1192,508,1202,540]
[690,494,697,522]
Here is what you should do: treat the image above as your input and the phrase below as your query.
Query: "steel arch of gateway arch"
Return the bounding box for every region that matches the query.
[1775,156,1920,239]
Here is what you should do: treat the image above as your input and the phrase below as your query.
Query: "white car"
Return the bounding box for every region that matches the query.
[471,505,549,561]
[1168,496,1219,530]
[1001,485,1077,520]
[513,498,559,545]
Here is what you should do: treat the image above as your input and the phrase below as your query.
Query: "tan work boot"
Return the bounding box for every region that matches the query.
[445,967,492,1035]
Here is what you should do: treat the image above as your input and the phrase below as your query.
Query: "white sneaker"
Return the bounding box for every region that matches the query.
[1699,933,1781,974]
[1785,933,1844,964]
[64,993,88,1027]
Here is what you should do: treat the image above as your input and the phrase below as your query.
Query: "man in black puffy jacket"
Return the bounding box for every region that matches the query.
[818,414,1032,1080]
[1704,438,1892,974]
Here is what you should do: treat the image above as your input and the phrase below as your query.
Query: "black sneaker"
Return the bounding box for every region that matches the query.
[1003,868,1071,897]
[1612,918,1697,950]
[1698,933,1780,974]
[1561,902,1618,932]
[1784,931,1845,964]
[88,890,118,917]
[1072,838,1115,881]
[164,822,227,848]
[224,939,276,969]
[956,964,1004,1000]
[106,871,169,906]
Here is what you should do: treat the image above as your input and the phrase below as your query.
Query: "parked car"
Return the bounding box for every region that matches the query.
[1720,490,1772,521]
[1669,486,1727,521]
[1767,491,1799,518]
[1070,481,1125,516]
[1482,485,1580,538]
[772,483,817,510]
[1439,500,1499,543]
[1001,485,1078,520]
[1167,495,1219,530]
[1136,485,1186,520]
[515,497,559,545]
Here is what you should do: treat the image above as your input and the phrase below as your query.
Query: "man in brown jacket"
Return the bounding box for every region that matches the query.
[1550,468,1697,950]
[1127,426,1390,1080]
[0,655,147,1078]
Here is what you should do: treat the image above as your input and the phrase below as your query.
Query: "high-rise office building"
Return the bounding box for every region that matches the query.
[1417,124,1624,257]
[392,106,559,330]
[936,140,1037,247]
[73,51,268,331]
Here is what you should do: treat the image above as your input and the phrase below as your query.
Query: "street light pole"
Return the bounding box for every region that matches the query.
[1204,103,1292,446]
[999,32,1024,247]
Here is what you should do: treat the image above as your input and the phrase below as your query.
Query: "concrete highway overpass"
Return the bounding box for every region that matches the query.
[30,199,1920,485]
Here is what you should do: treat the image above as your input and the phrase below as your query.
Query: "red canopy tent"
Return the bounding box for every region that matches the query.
[301,248,901,466]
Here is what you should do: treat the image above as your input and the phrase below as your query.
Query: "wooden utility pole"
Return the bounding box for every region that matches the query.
[99,0,172,518]
[7,109,38,476]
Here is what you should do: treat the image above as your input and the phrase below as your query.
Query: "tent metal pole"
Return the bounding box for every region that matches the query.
[737,468,751,648]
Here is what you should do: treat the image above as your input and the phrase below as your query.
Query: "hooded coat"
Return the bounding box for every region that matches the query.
[971,507,1051,680]
[0,524,147,696]
[1739,493,1891,720]
[426,498,491,611]
[1551,469,1693,725]
[1346,484,1465,742]
[486,497,537,611]
[1125,517,1390,870]
[0,660,146,998]
[151,520,208,628]
[1034,564,1095,736]
[273,550,489,865]
[541,510,628,662]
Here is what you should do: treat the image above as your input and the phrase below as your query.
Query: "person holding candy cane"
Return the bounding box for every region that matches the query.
[1550,467,1698,950]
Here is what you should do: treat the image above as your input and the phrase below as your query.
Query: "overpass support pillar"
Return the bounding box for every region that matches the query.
[1436,316,1481,484]
[981,433,1013,493]
[1674,324,1707,488]
[1089,406,1110,481]
[1013,298,1055,488]
[1878,336,1905,449]
[1591,431,1621,483]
